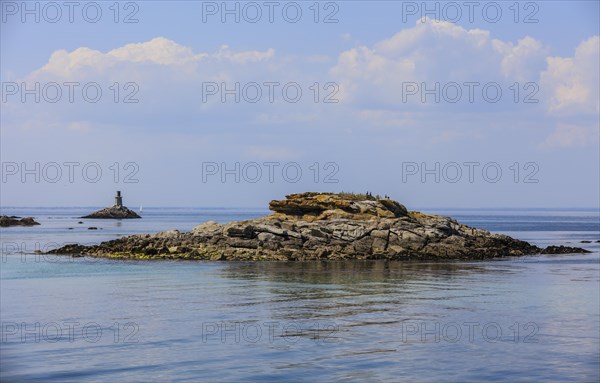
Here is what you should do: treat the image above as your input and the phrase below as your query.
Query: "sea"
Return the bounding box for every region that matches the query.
[1,207,599,382]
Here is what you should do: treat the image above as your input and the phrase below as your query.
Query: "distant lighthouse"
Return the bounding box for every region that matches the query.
[81,191,140,219]
[114,191,123,208]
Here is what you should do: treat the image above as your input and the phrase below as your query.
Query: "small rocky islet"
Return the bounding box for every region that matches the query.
[50,192,589,261]
[0,216,40,227]
[81,191,141,219]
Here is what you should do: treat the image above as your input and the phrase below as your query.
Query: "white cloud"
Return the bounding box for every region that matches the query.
[330,18,548,105]
[29,37,275,80]
[541,36,600,115]
[540,123,599,149]
[213,44,274,63]
[7,37,284,133]
[329,18,600,139]
[108,37,205,65]
[10,30,599,146]
[496,37,549,82]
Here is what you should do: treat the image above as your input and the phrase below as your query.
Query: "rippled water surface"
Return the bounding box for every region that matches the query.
[1,208,599,382]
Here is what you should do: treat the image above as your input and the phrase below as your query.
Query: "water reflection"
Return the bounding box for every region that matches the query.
[216,260,514,325]
[1,254,598,383]
[221,260,498,285]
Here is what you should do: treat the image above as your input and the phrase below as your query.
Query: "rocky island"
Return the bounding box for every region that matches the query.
[51,192,589,261]
[0,216,40,227]
[82,191,141,219]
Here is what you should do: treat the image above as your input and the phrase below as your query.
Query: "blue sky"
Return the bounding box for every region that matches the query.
[1,1,599,208]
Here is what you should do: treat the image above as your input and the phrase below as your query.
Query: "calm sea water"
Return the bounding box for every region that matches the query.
[1,207,599,383]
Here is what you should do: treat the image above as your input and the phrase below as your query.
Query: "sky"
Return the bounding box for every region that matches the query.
[1,0,599,208]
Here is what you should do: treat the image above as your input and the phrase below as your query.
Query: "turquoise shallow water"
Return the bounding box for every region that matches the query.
[1,208,599,382]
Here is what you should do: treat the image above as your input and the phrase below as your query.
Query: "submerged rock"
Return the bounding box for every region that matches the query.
[51,192,589,261]
[0,216,40,227]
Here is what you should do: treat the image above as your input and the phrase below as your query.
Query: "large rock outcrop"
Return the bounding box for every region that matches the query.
[52,192,589,261]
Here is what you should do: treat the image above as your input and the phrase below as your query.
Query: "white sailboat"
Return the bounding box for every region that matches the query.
[139,205,143,214]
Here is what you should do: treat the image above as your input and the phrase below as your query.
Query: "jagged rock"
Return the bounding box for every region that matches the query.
[269,192,408,220]
[50,192,590,261]
[0,216,40,227]
[154,230,180,238]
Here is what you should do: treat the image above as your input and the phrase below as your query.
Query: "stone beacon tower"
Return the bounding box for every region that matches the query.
[114,191,123,208]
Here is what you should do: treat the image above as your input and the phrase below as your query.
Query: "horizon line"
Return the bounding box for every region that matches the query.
[1,206,599,211]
